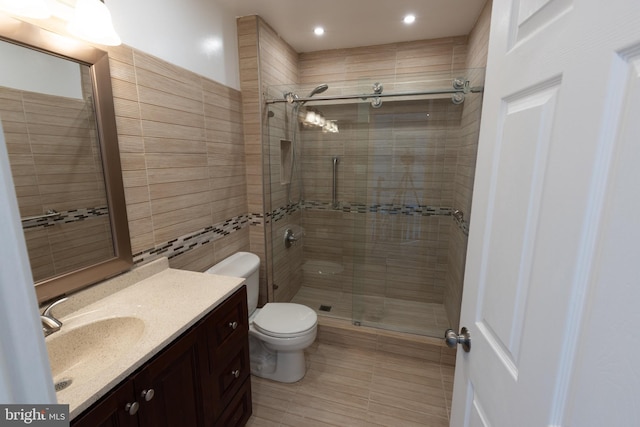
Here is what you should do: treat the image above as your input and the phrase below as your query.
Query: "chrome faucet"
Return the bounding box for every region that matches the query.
[41,297,68,337]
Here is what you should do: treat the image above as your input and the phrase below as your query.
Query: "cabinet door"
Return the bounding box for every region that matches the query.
[134,326,206,427]
[71,380,138,427]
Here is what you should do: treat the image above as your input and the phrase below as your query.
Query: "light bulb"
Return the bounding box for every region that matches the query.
[403,14,416,25]
[67,0,121,46]
[305,111,316,125]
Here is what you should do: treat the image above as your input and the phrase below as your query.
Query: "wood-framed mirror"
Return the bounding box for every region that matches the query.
[0,14,132,303]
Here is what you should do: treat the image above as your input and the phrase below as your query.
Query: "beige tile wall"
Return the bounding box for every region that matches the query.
[259,20,303,304]
[238,16,301,304]
[105,43,250,272]
[444,0,493,330]
[299,99,463,207]
[298,37,468,85]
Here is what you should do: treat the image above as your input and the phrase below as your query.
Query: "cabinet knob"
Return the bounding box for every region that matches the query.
[125,402,139,416]
[231,369,240,378]
[228,321,238,330]
[141,388,155,401]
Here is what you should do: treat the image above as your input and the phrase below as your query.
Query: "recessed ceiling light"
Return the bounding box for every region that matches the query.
[403,14,416,25]
[314,26,325,36]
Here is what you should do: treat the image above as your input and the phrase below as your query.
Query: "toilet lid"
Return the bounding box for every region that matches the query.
[253,303,317,338]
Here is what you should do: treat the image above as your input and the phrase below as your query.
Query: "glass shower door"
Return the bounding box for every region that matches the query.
[350,72,474,337]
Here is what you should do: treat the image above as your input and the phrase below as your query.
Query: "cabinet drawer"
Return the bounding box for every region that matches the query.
[205,286,248,362]
[214,378,252,427]
[215,343,249,407]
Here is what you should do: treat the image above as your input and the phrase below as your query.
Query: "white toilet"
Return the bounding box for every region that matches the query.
[206,252,317,383]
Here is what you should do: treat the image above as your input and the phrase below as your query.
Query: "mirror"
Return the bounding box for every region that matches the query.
[0,15,132,303]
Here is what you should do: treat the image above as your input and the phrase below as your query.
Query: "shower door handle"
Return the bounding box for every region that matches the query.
[444,327,471,352]
[332,156,339,208]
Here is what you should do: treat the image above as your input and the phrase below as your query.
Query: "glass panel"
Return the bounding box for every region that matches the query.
[264,84,303,304]
[352,84,463,336]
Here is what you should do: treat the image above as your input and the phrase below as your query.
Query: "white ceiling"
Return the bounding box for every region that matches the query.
[218,0,488,53]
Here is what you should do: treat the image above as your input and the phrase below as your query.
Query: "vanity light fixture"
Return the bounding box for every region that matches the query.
[0,0,121,46]
[314,26,325,36]
[67,0,121,46]
[403,14,416,25]
[302,109,339,133]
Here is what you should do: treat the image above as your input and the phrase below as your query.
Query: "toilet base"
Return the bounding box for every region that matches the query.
[251,349,306,383]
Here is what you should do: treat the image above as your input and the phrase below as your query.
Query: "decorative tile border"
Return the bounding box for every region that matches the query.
[134,201,470,266]
[133,214,251,265]
[254,201,457,225]
[453,215,470,236]
[302,201,454,217]
[264,203,300,223]
[253,201,469,235]
[22,206,109,230]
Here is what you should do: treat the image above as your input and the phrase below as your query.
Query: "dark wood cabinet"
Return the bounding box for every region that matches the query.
[72,286,252,427]
[133,325,206,427]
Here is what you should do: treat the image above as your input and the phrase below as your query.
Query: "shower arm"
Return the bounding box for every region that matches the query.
[265,85,484,105]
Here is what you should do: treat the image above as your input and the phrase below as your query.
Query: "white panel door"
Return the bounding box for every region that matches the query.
[451,0,640,426]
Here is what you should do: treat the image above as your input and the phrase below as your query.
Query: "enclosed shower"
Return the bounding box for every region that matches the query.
[264,69,485,338]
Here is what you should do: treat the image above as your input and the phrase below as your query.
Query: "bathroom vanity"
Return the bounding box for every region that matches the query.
[43,258,252,427]
[71,287,251,427]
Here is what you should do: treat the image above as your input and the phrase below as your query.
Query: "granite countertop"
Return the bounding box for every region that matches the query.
[44,258,244,419]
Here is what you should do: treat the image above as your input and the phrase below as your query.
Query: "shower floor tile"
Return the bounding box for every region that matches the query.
[291,286,451,337]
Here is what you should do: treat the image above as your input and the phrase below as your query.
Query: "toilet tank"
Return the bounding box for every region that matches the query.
[206,252,260,315]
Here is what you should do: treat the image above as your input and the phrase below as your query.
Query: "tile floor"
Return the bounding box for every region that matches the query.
[291,286,451,337]
[246,319,455,427]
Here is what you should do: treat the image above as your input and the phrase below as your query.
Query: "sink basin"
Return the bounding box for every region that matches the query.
[46,316,145,381]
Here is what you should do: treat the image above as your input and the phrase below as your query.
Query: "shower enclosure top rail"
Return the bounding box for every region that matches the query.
[265,85,484,105]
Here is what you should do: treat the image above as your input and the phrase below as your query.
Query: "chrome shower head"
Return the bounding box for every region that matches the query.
[307,84,328,98]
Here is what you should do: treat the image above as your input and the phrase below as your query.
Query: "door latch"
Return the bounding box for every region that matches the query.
[444,327,471,352]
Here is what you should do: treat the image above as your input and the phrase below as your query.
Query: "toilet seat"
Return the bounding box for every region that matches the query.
[253,303,317,338]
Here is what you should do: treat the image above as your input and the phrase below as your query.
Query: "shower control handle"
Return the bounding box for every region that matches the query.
[284,228,298,248]
[445,327,471,353]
